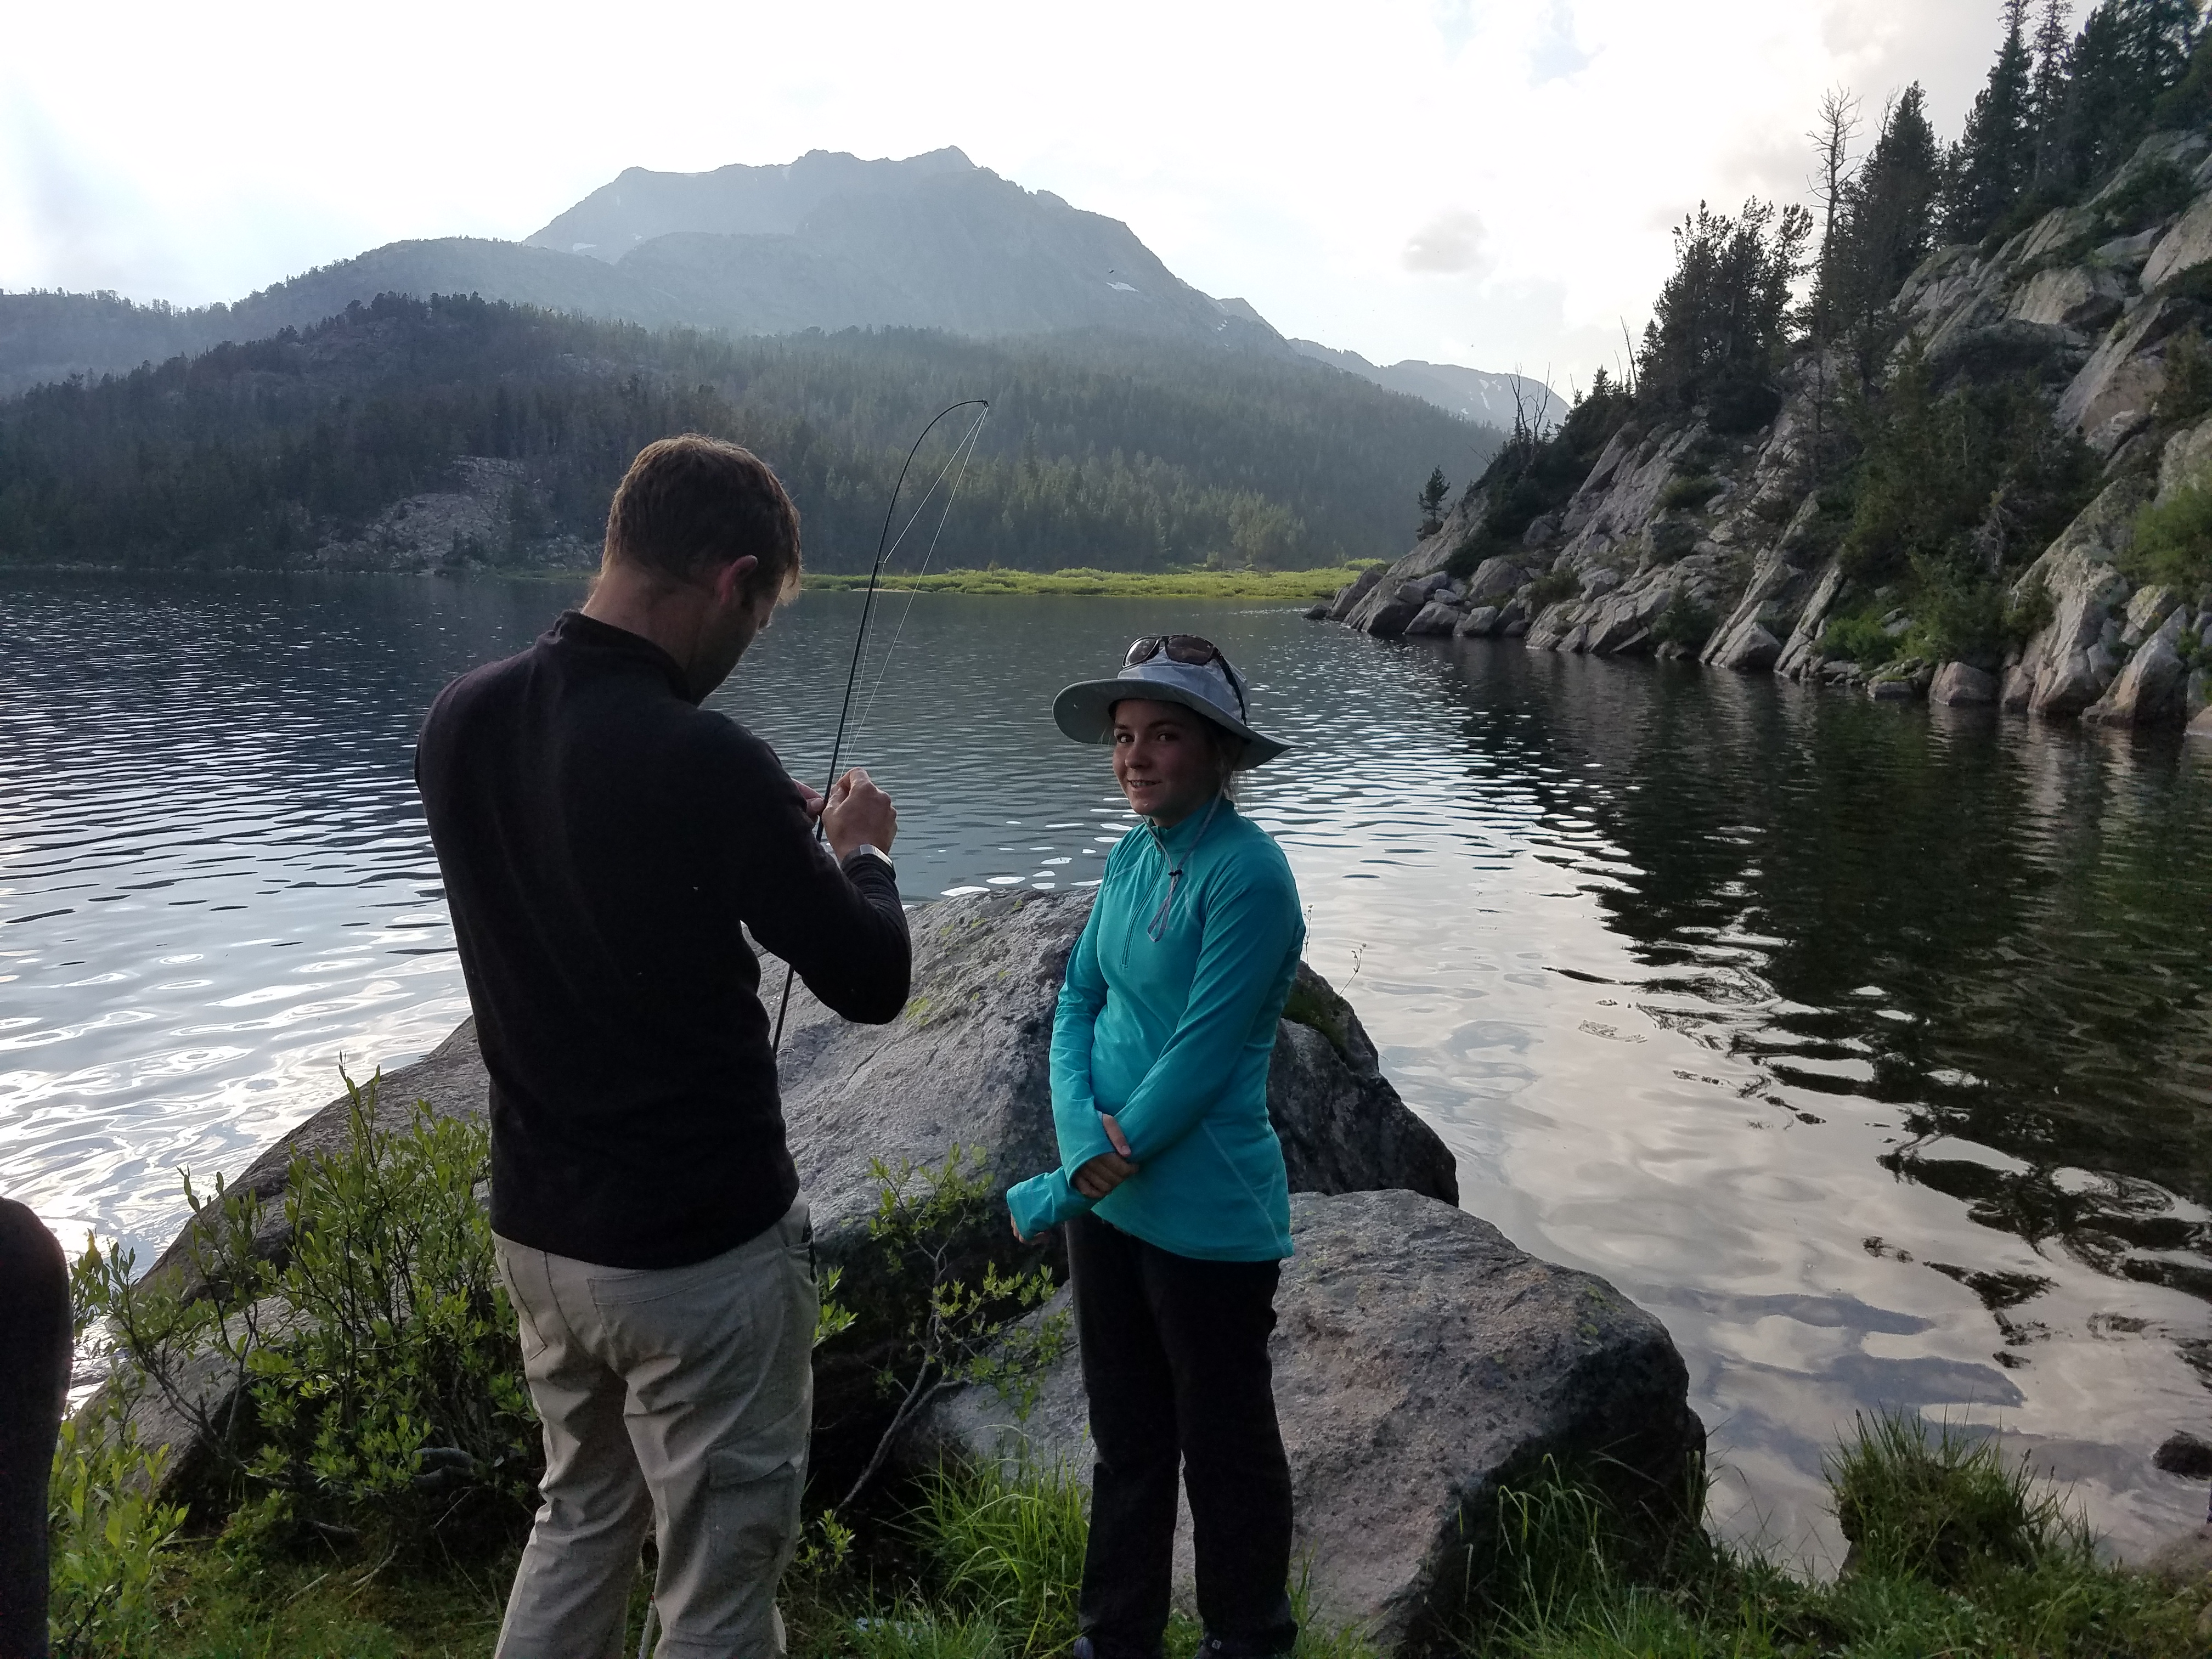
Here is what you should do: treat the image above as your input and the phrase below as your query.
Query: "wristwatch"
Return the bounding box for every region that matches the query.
[844,844,894,873]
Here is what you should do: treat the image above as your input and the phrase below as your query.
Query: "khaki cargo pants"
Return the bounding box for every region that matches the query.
[492,1200,817,1659]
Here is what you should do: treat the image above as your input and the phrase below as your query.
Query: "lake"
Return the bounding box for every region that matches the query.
[3,569,2209,1564]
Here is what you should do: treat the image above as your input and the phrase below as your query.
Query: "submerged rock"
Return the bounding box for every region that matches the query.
[910,1188,1705,1657]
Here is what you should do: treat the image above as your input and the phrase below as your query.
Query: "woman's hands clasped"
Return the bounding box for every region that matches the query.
[1073,1113,1137,1199]
[1009,1114,1137,1241]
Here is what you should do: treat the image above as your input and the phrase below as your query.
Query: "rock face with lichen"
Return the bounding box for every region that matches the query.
[909,1188,1706,1657]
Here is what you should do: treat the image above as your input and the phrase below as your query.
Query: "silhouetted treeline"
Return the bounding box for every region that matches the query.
[0,296,1494,572]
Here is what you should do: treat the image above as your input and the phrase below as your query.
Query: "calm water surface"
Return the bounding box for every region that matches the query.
[4,571,2210,1564]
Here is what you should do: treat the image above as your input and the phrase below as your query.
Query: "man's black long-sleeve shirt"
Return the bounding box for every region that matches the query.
[415,610,911,1269]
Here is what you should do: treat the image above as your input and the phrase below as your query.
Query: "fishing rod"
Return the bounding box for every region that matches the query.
[769,396,990,1054]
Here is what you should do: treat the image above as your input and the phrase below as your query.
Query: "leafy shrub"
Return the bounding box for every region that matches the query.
[2004,573,2056,651]
[1648,592,1716,653]
[2155,326,2212,427]
[2096,159,2197,237]
[1820,614,1897,664]
[1903,560,2008,668]
[832,1147,1069,1508]
[2128,481,2212,596]
[1522,567,1582,613]
[1658,473,1720,512]
[47,1415,187,1658]
[73,1075,541,1553]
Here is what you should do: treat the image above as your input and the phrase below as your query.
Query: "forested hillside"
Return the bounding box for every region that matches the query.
[0,297,1494,573]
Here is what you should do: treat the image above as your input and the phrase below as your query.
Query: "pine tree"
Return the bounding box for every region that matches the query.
[1417,466,1449,534]
[2029,0,2075,187]
[1942,0,2038,241]
[1824,84,1944,391]
[2046,0,2203,191]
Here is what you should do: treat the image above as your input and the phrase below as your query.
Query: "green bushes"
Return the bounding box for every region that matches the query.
[46,1419,187,1658]
[1658,473,1720,512]
[1819,614,1897,664]
[2127,481,2212,595]
[1649,592,1716,653]
[72,1075,540,1553]
[1522,568,1582,614]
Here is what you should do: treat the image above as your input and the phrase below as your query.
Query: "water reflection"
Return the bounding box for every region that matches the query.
[1,572,2208,1564]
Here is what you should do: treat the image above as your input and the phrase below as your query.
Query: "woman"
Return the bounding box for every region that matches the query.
[1007,634,1305,1659]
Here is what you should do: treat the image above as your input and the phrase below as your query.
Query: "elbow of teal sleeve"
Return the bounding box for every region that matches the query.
[1006,1170,1092,1239]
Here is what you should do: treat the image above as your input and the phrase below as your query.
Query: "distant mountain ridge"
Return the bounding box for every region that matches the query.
[0,147,1538,425]
[1289,341,1562,432]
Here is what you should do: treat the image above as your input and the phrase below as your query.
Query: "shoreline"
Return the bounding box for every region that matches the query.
[0,561,1376,600]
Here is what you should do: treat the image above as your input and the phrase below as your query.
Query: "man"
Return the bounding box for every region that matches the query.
[0,1199,70,1659]
[415,435,909,1658]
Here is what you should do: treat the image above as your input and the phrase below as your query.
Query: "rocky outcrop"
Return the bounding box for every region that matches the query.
[910,1188,1705,1656]
[1319,127,2212,721]
[312,456,594,573]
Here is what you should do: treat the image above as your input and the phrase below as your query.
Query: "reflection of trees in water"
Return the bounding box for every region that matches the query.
[1428,641,2212,1301]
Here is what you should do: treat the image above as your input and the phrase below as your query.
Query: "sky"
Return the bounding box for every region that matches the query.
[3,0,2033,385]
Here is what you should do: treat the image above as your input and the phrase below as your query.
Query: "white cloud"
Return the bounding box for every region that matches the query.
[0,0,2012,382]
[1403,209,1491,275]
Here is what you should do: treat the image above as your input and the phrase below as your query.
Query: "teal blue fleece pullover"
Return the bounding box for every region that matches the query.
[1005,799,1304,1261]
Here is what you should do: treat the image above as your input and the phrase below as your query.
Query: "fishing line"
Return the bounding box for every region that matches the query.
[850,405,989,743]
[770,397,990,1054]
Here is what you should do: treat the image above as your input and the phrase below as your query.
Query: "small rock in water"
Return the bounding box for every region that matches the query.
[2155,1431,2212,1479]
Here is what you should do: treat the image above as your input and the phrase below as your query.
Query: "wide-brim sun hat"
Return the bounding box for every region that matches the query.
[1052,636,1290,769]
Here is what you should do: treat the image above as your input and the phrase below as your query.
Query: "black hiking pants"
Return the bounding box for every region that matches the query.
[1067,1212,1296,1659]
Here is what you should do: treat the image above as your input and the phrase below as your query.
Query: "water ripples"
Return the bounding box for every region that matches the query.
[4,573,2211,1565]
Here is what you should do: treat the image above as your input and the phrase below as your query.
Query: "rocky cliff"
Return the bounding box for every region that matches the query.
[1319,129,2212,738]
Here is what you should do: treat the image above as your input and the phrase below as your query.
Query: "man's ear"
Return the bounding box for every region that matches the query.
[714,554,761,606]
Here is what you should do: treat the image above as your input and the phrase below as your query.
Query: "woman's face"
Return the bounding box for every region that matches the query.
[1111,699,1225,826]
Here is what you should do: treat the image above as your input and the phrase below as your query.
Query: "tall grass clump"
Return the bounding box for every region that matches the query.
[1468,1413,2210,1658]
[903,1461,1090,1659]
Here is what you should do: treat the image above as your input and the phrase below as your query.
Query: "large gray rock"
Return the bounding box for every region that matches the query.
[1931,662,1997,706]
[911,1189,1704,1657]
[124,891,1459,1486]
[2085,621,2192,727]
[1453,605,1501,639]
[1713,623,1782,674]
[1402,600,1461,637]
[1463,555,1528,604]
[2143,191,2212,291]
[2016,477,2148,716]
[772,891,1460,1262]
[1329,565,1385,622]
[1361,597,1426,638]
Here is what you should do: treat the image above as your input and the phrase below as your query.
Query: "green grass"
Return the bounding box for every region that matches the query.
[55,1413,2212,1658]
[799,564,1379,600]
[1468,1415,2211,1658]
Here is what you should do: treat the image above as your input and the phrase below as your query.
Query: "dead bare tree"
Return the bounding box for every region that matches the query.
[1807,86,1863,482]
